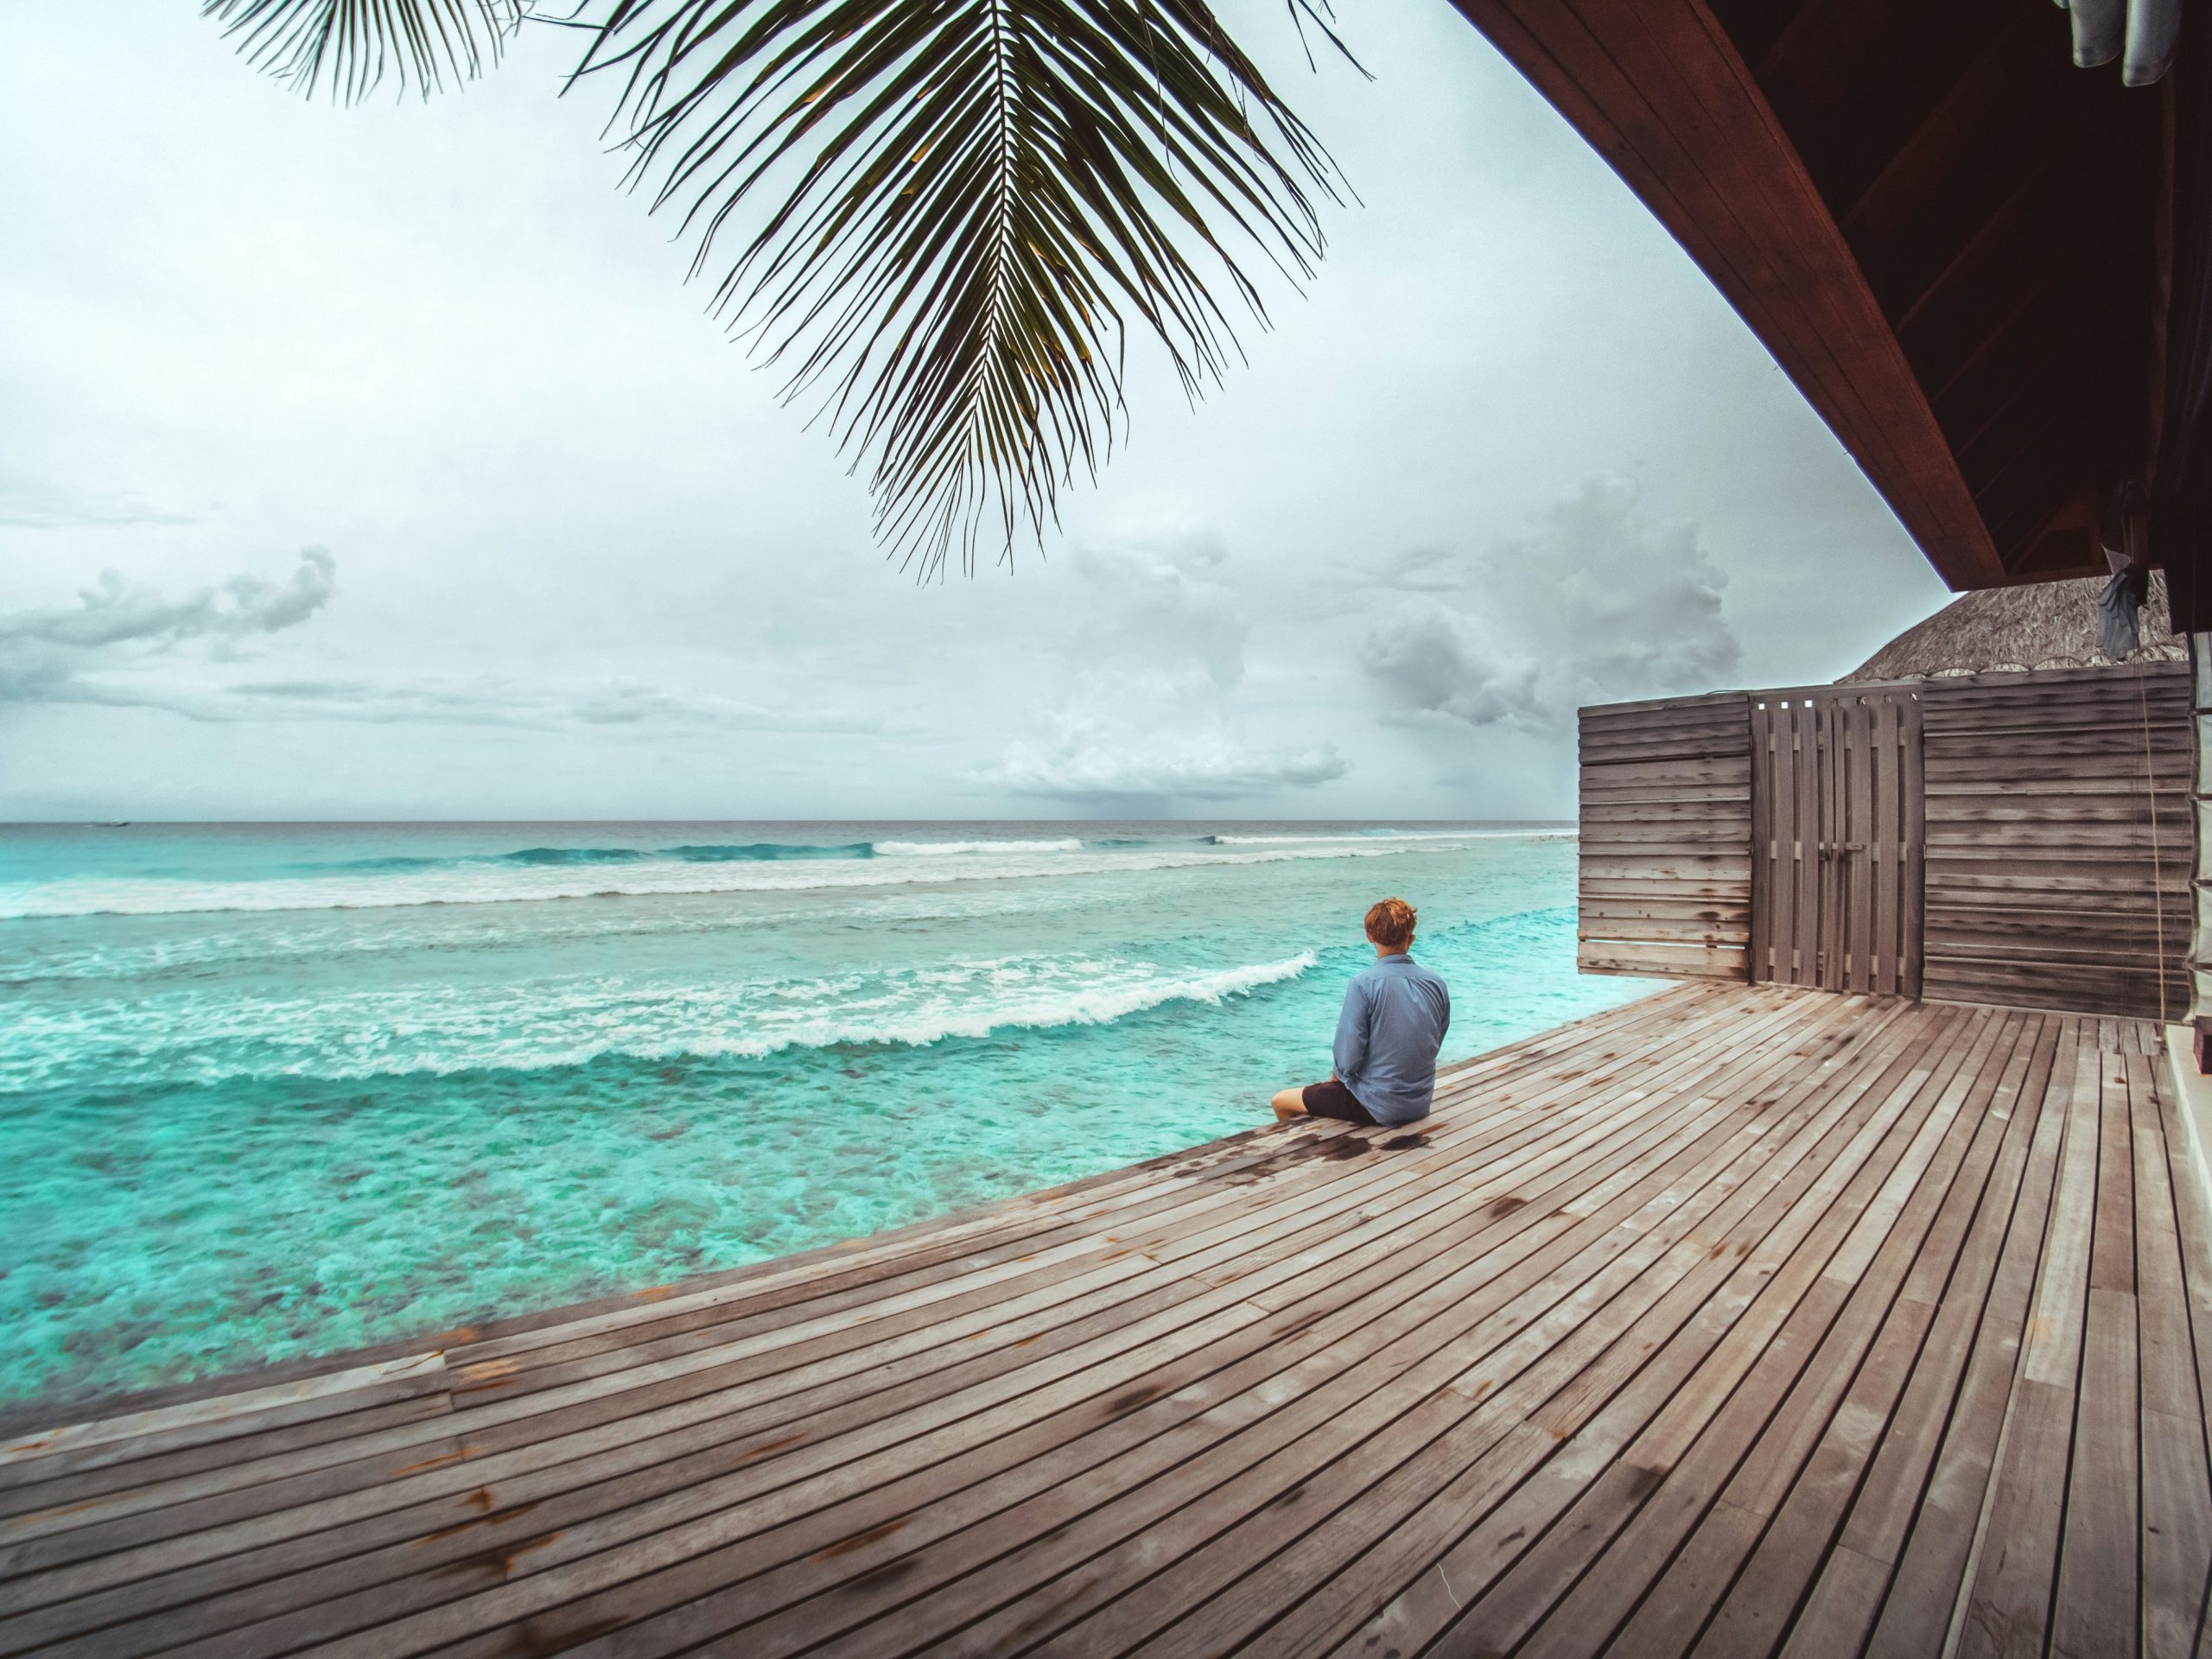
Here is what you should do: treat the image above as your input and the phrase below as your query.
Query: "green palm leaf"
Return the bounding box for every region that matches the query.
[582,0,1343,573]
[205,0,527,99]
[210,0,1344,575]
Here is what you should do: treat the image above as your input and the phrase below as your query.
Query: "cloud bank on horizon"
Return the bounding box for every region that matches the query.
[0,2,1950,822]
[1,550,335,707]
[1361,479,1742,730]
[979,537,1348,807]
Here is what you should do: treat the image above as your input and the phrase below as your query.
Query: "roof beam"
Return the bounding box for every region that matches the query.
[1452,0,2009,588]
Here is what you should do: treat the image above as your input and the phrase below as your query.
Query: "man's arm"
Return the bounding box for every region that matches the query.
[1332,978,1370,1084]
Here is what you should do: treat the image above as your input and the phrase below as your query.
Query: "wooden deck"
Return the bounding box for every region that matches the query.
[3,983,2209,1657]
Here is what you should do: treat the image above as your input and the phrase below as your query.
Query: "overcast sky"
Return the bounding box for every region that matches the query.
[0,2,1953,823]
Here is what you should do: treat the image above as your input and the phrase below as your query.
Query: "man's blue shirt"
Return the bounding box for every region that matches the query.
[1332,952,1452,1126]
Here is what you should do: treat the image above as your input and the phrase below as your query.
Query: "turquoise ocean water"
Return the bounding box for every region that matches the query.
[0,821,1657,1413]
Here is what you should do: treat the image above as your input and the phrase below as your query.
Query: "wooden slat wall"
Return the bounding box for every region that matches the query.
[1920,663,2191,1020]
[1578,692,1751,980]
[1581,664,2188,1021]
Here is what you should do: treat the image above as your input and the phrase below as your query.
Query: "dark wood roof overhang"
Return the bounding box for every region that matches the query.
[1451,0,2206,610]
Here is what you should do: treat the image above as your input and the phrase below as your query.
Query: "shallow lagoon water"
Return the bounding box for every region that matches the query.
[0,821,1658,1410]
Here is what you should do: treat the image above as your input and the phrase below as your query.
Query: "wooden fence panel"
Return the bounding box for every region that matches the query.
[1577,692,1751,980]
[1917,661,2189,1020]
[1581,662,2182,1020]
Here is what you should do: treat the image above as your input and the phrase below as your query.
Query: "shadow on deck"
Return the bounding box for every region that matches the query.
[2,983,2207,1656]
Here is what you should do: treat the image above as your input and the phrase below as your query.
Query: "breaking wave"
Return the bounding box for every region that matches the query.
[2,836,1516,919]
[0,950,1321,1090]
[872,838,1084,856]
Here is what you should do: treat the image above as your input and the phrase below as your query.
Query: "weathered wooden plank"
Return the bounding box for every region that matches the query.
[1920,709,2191,741]
[1921,741,2185,778]
[1921,688,2191,721]
[1582,800,1754,827]
[1579,734,1751,765]
[1580,782,1754,808]
[1929,943,2190,981]
[1844,696,1875,992]
[2125,1054,2212,1658]
[1577,918,1747,947]
[1583,814,1751,836]
[2050,1285,2140,1656]
[1953,1023,2104,1659]
[1920,755,2191,788]
[1925,825,2191,858]
[1577,838,1752,863]
[1578,690,1753,725]
[1580,868,1751,893]
[1578,897,1751,923]
[1579,756,1751,789]
[1924,856,2193,893]
[1926,909,2187,944]
[1921,798,2189,826]
[1749,696,1775,987]
[1874,694,1902,997]
[1926,982,2186,1024]
[1924,962,2187,1018]
[1580,878,1751,903]
[1901,692,1925,999]
[1583,955,1751,982]
[1794,698,1821,992]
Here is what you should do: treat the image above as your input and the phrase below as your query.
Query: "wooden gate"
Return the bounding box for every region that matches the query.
[1749,687,1924,995]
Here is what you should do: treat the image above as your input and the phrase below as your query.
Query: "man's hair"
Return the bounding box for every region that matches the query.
[1365,897,1417,950]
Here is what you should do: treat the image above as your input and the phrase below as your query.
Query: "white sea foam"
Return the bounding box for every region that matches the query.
[0,950,1319,1088]
[872,838,1084,855]
[0,838,1482,919]
[1207,830,1567,846]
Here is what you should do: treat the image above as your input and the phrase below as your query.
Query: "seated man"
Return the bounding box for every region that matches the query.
[1272,897,1451,1128]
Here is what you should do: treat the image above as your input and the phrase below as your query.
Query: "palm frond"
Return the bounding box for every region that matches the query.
[209,0,1345,573]
[205,0,527,101]
[582,0,1344,575]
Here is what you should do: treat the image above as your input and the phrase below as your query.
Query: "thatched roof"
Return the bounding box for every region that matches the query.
[1840,573,2184,683]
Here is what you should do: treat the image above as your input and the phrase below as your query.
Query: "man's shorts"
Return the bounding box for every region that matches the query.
[1300,1079,1376,1125]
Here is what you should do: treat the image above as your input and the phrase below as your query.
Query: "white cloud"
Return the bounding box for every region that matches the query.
[1360,478,1741,729]
[0,549,337,705]
[0,552,876,736]
[44,666,878,734]
[215,676,799,729]
[0,548,334,652]
[993,706,1346,802]
[982,537,1346,805]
